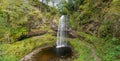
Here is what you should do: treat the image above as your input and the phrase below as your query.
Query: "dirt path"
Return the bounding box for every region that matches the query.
[82,42,101,61]
[90,46,101,61]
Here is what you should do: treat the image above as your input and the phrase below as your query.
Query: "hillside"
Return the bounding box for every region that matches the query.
[0,0,120,61]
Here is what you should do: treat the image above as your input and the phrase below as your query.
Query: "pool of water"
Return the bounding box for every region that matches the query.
[21,45,73,61]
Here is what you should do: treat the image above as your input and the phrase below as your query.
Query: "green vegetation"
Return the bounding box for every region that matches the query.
[60,0,120,61]
[0,0,120,61]
[0,0,58,61]
[77,32,120,61]
[0,34,56,61]
[70,38,95,61]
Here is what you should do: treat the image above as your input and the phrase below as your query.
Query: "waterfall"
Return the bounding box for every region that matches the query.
[38,0,72,57]
[56,15,68,48]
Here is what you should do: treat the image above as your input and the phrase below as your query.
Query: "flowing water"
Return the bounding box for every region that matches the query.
[21,15,72,61]
[56,15,69,48]
[55,15,73,58]
[21,0,73,60]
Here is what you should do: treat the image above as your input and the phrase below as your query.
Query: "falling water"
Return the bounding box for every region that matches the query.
[56,15,68,48]
[38,0,72,57]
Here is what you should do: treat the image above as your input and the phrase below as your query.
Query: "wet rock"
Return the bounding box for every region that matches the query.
[50,23,77,38]
[67,28,77,38]
[18,30,47,41]
[50,22,58,32]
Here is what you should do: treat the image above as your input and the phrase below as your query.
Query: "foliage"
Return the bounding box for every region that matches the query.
[78,31,120,61]
[0,34,56,61]
[0,0,32,43]
[70,38,95,61]
[0,0,120,61]
[98,20,112,38]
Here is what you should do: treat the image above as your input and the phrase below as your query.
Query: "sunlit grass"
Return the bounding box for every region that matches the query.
[70,38,95,61]
[0,34,56,61]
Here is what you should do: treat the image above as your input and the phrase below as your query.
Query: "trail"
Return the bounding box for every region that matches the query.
[90,46,100,61]
[82,41,101,61]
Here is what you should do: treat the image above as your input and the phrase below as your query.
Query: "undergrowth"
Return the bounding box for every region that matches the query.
[0,34,56,61]
[70,38,95,61]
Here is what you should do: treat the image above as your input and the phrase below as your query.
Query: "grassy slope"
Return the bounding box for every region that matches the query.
[0,0,120,61]
[0,34,56,61]
[70,38,95,61]
[0,0,58,61]
[74,31,120,61]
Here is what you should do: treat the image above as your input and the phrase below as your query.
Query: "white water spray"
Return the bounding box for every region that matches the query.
[56,15,68,48]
